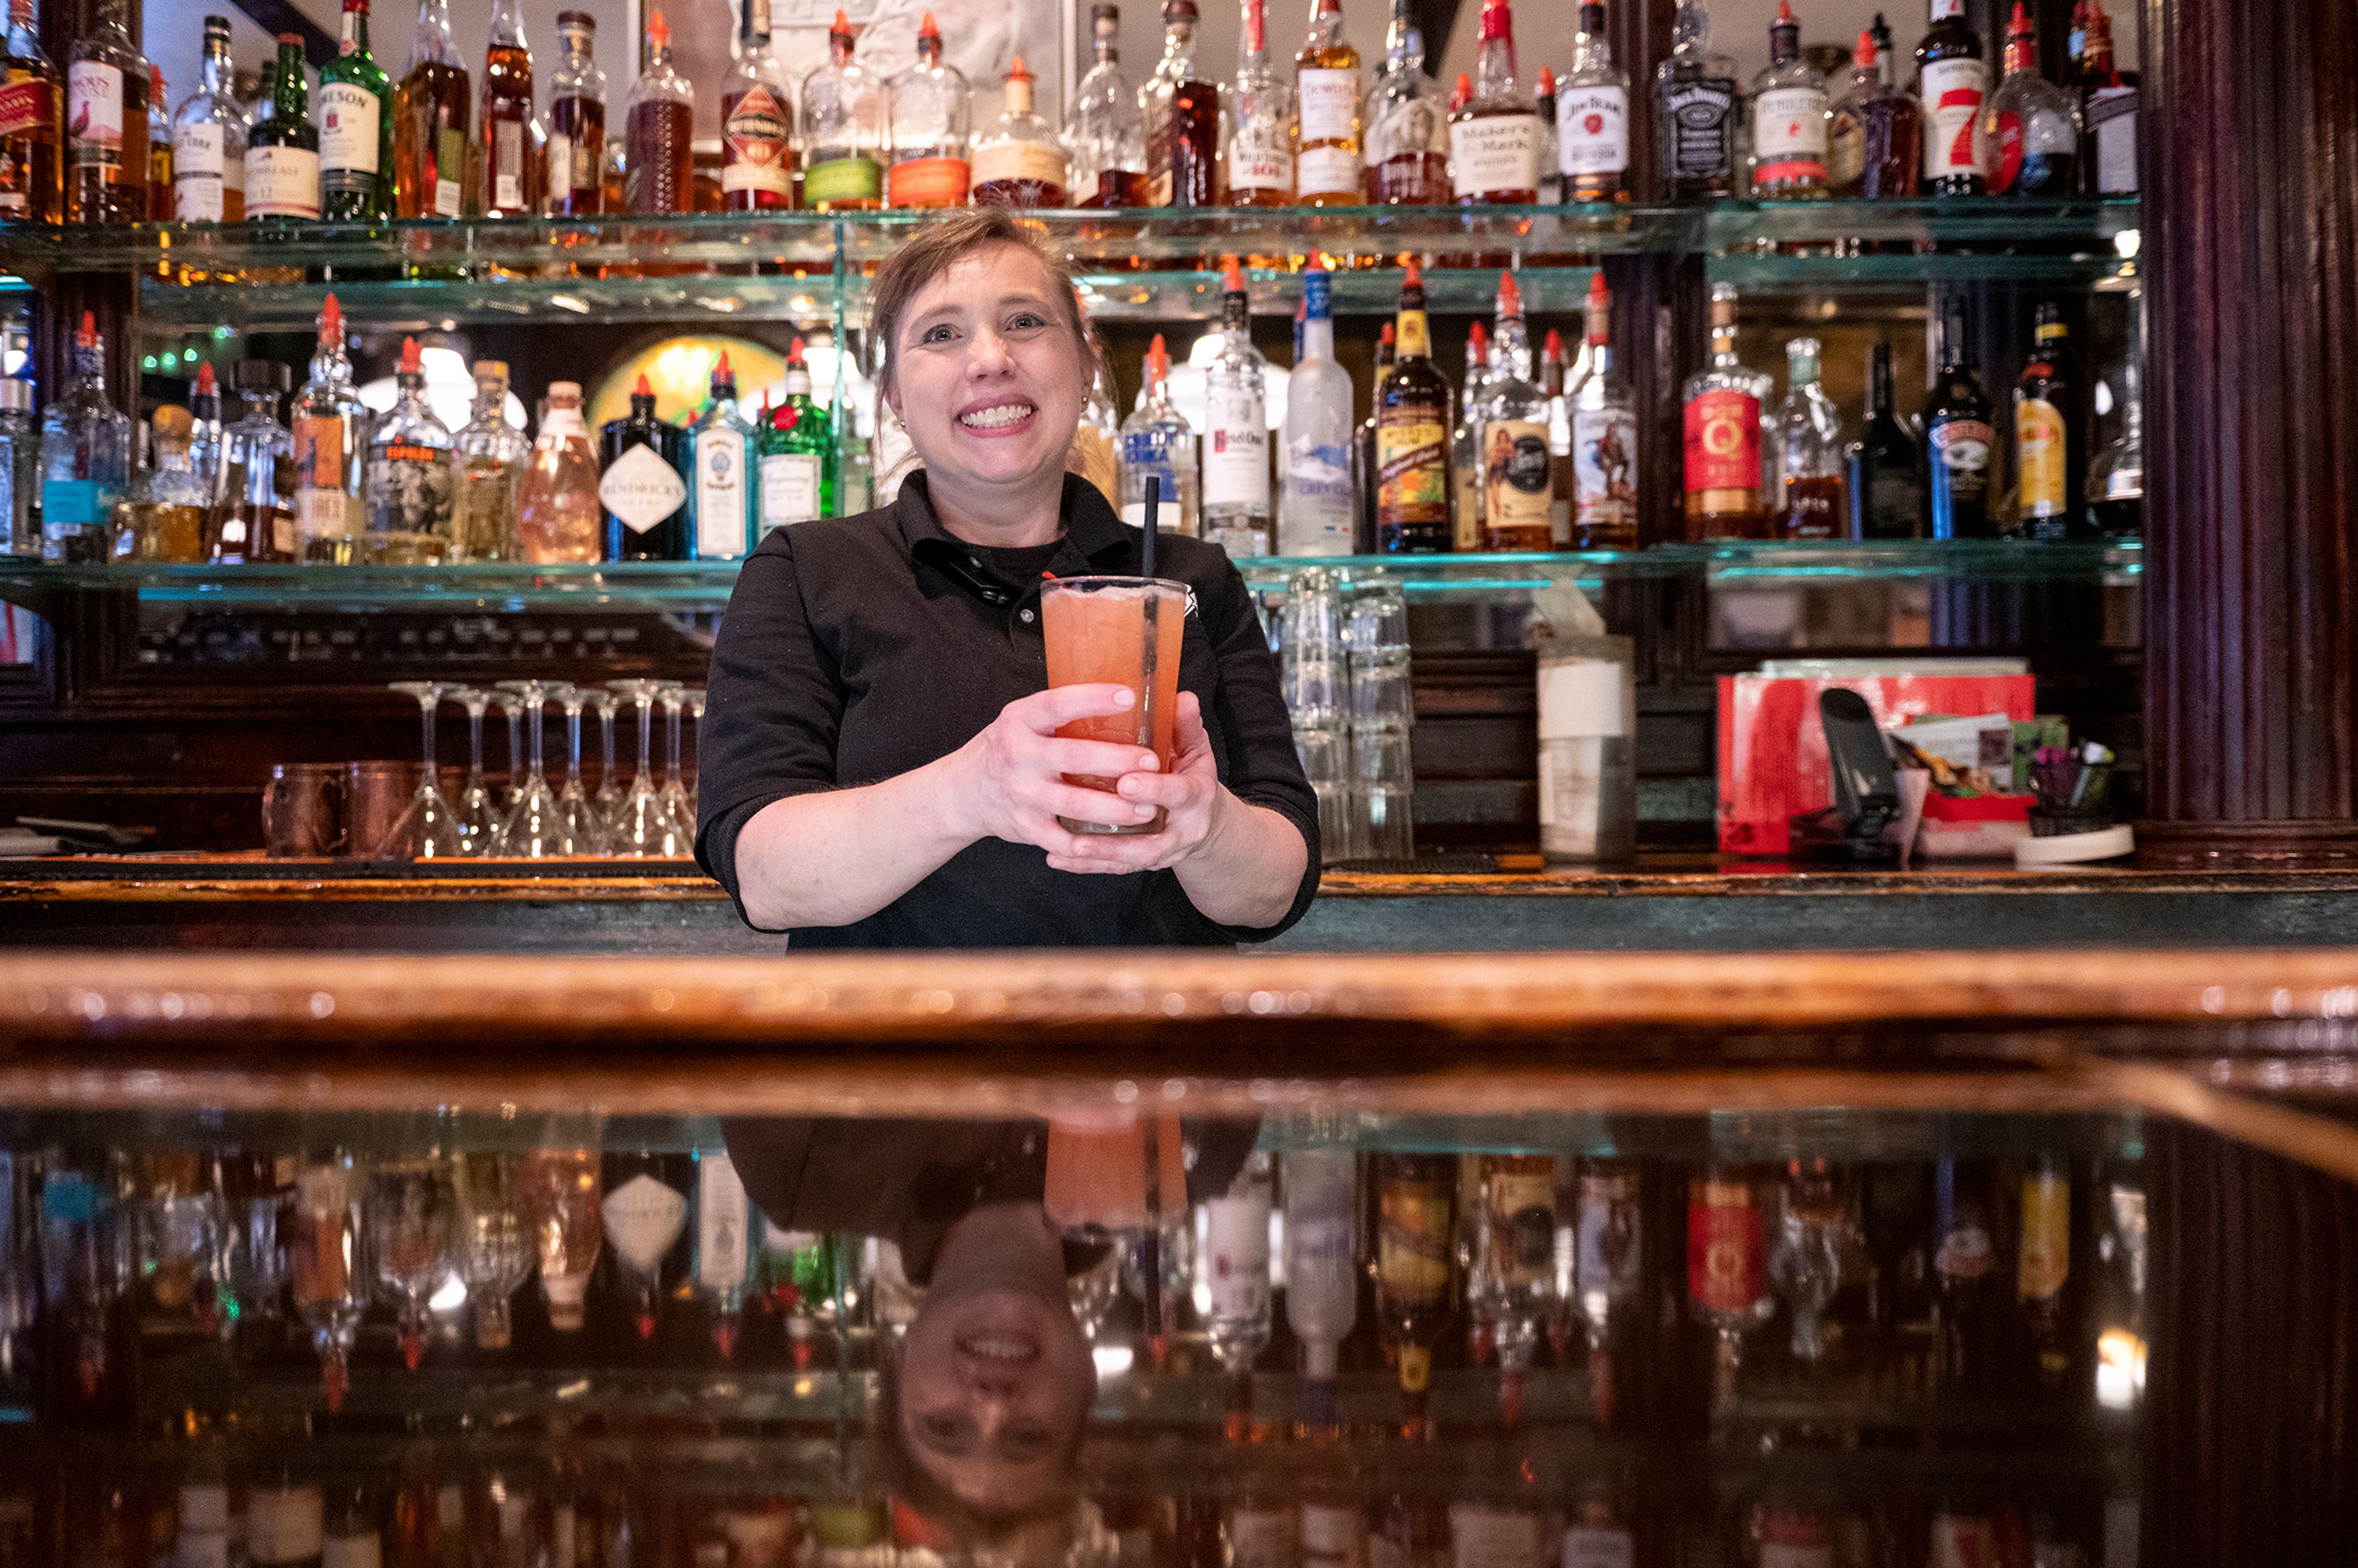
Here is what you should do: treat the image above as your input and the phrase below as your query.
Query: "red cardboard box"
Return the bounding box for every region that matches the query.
[1718,671,2037,855]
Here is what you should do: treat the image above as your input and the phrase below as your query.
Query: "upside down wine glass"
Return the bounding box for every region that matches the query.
[553,683,604,856]
[605,679,683,858]
[590,690,628,846]
[493,690,528,815]
[450,687,504,856]
[494,679,567,858]
[655,681,695,848]
[387,681,465,860]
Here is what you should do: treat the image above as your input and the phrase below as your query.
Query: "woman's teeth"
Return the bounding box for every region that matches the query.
[959,1335,1037,1362]
[960,403,1035,430]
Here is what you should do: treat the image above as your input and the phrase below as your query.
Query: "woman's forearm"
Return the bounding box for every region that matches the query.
[1174,790,1310,931]
[732,754,979,931]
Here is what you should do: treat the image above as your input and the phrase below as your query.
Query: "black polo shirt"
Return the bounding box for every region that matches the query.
[695,472,1320,949]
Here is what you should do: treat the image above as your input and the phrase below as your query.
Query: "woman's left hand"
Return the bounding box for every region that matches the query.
[1045,691,1231,875]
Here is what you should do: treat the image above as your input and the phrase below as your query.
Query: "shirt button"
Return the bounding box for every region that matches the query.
[1019,608,1035,623]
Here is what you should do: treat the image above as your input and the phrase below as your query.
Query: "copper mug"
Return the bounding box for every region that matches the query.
[261,764,343,858]
[343,761,422,860]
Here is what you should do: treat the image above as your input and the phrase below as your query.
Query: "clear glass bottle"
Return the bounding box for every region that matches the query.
[800,8,884,211]
[1198,1151,1275,1381]
[1142,0,1219,208]
[1363,0,1444,203]
[365,335,456,564]
[516,380,599,563]
[1984,0,2079,196]
[1533,66,1560,204]
[1772,338,1845,539]
[243,33,316,222]
[1291,0,1359,204]
[64,0,146,224]
[722,0,794,211]
[1827,26,1921,198]
[1202,258,1271,556]
[211,359,293,563]
[1566,274,1638,549]
[689,350,755,561]
[1656,0,1738,201]
[1278,266,1355,556]
[1224,0,1291,208]
[187,361,224,503]
[37,311,128,562]
[475,0,535,216]
[758,336,833,533]
[0,0,61,225]
[621,8,691,214]
[1120,332,1198,537]
[0,376,35,556]
[451,359,526,562]
[2087,349,2141,536]
[1478,272,1552,553]
[1748,0,1828,198]
[884,12,967,208]
[1450,320,1490,551]
[289,293,366,563]
[544,11,604,215]
[170,15,243,221]
[1556,2,1629,203]
[318,0,392,220]
[112,405,206,562]
[971,56,1065,206]
[392,0,468,218]
[1449,0,1538,205]
[1681,284,1770,539]
[1063,2,1145,206]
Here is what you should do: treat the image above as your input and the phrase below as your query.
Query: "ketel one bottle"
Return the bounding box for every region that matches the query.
[599,373,691,561]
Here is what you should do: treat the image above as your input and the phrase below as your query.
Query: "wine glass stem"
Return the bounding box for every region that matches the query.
[601,712,616,782]
[634,699,653,783]
[505,710,523,784]
[666,705,681,782]
[418,698,438,775]
[565,708,583,789]
[468,709,485,783]
[528,704,546,780]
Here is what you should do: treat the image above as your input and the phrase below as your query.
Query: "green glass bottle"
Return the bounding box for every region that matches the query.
[243,33,319,221]
[757,336,835,535]
[317,0,392,219]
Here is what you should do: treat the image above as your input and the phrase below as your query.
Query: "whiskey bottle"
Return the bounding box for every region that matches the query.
[1142,0,1218,207]
[63,0,146,224]
[689,351,755,561]
[319,0,391,219]
[243,34,319,222]
[1291,0,1360,205]
[169,15,244,222]
[1448,0,1538,205]
[1376,263,1450,553]
[1374,1152,1455,1430]
[622,9,693,214]
[1770,338,1845,539]
[1361,0,1446,204]
[1827,26,1920,199]
[1570,1160,1640,1426]
[971,56,1065,207]
[1201,258,1272,556]
[392,0,469,219]
[1121,333,1199,537]
[1064,3,1146,207]
[1555,2,1630,204]
[1224,0,1292,209]
[1918,0,1989,196]
[37,312,130,562]
[1681,284,1770,539]
[1533,67,1558,204]
[289,294,367,561]
[1985,0,2078,196]
[1845,341,1923,538]
[1358,322,1393,548]
[2015,303,2078,538]
[1478,272,1554,553]
[451,363,526,562]
[475,0,535,216]
[1923,296,1995,537]
[544,10,604,215]
[1566,273,1639,549]
[1656,0,1737,201]
[290,1154,362,1408]
[364,335,456,564]
[113,406,207,561]
[1747,0,1828,198]
[0,0,60,223]
[882,13,966,209]
[142,63,166,219]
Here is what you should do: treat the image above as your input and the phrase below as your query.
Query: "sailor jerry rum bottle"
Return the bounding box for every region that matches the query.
[0,0,60,223]
[1682,284,1769,538]
[1479,271,1554,553]
[1376,263,1451,554]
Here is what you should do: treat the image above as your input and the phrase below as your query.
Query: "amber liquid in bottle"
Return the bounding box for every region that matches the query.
[547,93,602,214]
[67,65,146,224]
[1079,168,1146,207]
[393,59,468,217]
[0,52,58,223]
[1150,79,1218,206]
[625,98,691,214]
[478,42,535,215]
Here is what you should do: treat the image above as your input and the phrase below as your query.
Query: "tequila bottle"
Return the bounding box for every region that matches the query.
[544,10,604,215]
[289,294,367,562]
[884,12,967,208]
[169,15,244,221]
[1656,0,1737,201]
[1224,0,1292,208]
[1449,0,1538,204]
[1119,332,1198,537]
[1143,0,1219,207]
[759,336,833,532]
[63,0,146,224]
[1918,0,1989,196]
[621,9,692,214]
[1556,2,1629,203]
[1681,284,1770,539]
[451,360,526,562]
[600,373,690,562]
[1363,0,1445,204]
[1063,2,1145,207]
[243,33,318,222]
[364,335,456,564]
[1291,0,1360,205]
[38,311,128,562]
[0,0,59,223]
[516,380,600,563]
[212,359,294,563]
[392,0,469,218]
[1201,258,1272,556]
[972,56,1064,206]
[1566,274,1638,549]
[1478,272,1552,553]
[1278,266,1355,555]
[1747,0,1827,198]
[690,351,755,561]
[1984,0,2079,196]
[319,0,392,219]
[1771,337,1845,539]
[722,0,794,211]
[475,0,536,216]
[800,9,884,211]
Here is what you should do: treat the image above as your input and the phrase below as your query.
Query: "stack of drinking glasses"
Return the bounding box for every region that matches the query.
[1280,569,1414,867]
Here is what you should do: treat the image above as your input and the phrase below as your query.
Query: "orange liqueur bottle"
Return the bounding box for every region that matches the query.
[393,0,469,217]
[477,0,536,215]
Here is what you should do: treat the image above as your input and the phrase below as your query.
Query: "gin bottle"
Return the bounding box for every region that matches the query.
[1278,266,1355,556]
[758,336,833,533]
[689,351,756,561]
[451,360,526,562]
[1119,333,1197,537]
[599,373,690,561]
[364,335,456,563]
[289,294,367,562]
[38,311,128,562]
[0,376,34,556]
[1200,258,1272,557]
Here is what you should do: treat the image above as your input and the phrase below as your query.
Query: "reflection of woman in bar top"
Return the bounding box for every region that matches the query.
[696,210,1317,948]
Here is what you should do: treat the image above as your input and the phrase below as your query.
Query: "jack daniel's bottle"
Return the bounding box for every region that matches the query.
[1654,0,1737,200]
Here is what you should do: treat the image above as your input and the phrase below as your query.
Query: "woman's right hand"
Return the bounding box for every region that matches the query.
[947,685,1164,851]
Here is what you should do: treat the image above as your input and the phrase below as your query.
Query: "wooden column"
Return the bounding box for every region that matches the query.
[2139,0,2358,863]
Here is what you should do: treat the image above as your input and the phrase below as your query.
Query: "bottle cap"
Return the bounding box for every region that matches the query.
[1220,256,1245,292]
[1379,320,1395,344]
[76,310,95,347]
[918,10,939,38]
[830,7,850,32]
[398,336,422,375]
[1774,0,1796,23]
[473,359,508,385]
[319,294,343,341]
[1146,332,1169,378]
[1478,0,1509,42]
[634,372,654,398]
[1005,53,1033,84]
[1450,72,1472,112]
[194,361,217,396]
[1162,0,1197,20]
[1496,270,1521,317]
[1402,259,1423,288]
[787,335,806,365]
[547,380,582,402]
[1537,66,1555,95]
[556,9,594,26]
[647,8,669,47]
[1468,319,1488,352]
[1854,28,1875,66]
[1543,326,1563,360]
[714,351,736,386]
[154,405,194,446]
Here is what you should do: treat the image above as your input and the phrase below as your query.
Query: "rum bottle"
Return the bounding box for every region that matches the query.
[1291,0,1359,205]
[211,359,294,563]
[516,380,599,564]
[1200,258,1272,556]
[1918,0,1988,196]
[1846,341,1922,538]
[1363,0,1445,204]
[1566,273,1638,549]
[169,15,243,222]
[1655,0,1737,201]
[1143,0,1218,206]
[1064,2,1146,206]
[1923,296,1994,537]
[364,335,456,564]
[1376,263,1450,553]
[243,33,318,222]
[37,312,129,562]
[451,359,525,562]
[599,373,690,562]
[1984,0,2078,196]
[1448,0,1539,205]
[1556,2,1630,204]
[971,56,1065,207]
[0,0,59,223]
[1747,0,1828,198]
[722,0,795,211]
[1771,337,1844,538]
[289,295,366,561]
[1478,272,1552,553]
[1681,283,1770,539]
[883,13,966,208]
[475,0,535,216]
[758,336,833,532]
[544,11,604,215]
[1225,0,1292,209]
[689,351,755,561]
[1120,333,1198,537]
[1827,27,1920,198]
[63,0,145,224]
[798,9,883,211]
[392,0,467,218]
[2014,302,2077,538]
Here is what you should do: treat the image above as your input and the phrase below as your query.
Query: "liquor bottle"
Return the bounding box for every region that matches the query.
[1278,265,1355,556]
[450,360,524,562]
[1224,0,1291,210]
[170,17,244,221]
[212,359,293,564]
[1198,1151,1274,1386]
[243,53,275,130]
[758,337,832,534]
[2017,1152,2073,1391]
[1767,1157,1844,1364]
[1828,27,1920,198]
[291,1154,363,1408]
[1143,0,1218,207]
[690,351,755,561]
[1121,333,1199,537]
[0,378,30,557]
[1566,274,1638,549]
[516,381,601,563]
[244,34,319,222]
[473,0,535,216]
[1687,1162,1771,1401]
[1656,0,1738,201]
[41,1159,133,1412]
[1479,276,1552,554]
[0,0,60,223]
[453,1152,531,1354]
[1372,1153,1453,1428]
[1376,263,1450,553]
[1540,327,1571,545]
[112,406,206,561]
[63,0,146,224]
[319,0,391,219]
[972,56,1065,206]
[365,335,456,564]
[1065,4,1146,207]
[1556,2,1629,203]
[392,0,469,219]
[717,0,794,211]
[694,1147,755,1359]
[37,312,128,563]
[601,375,690,561]
[1449,0,1538,206]
[544,11,604,215]
[1202,258,1272,556]
[143,63,167,219]
[882,13,966,208]
[1918,0,1988,196]
[185,365,224,503]
[1771,338,1844,539]
[1450,320,1489,550]
[521,1147,601,1338]
[364,1155,456,1370]
[2015,302,2078,539]
[598,1147,691,1345]
[1362,0,1446,204]
[1923,297,1994,538]
[1474,1154,1556,1419]
[2087,349,2141,535]
[1282,1149,1358,1414]
[1682,284,1769,540]
[1570,1160,1639,1426]
[1846,340,1921,538]
[1748,1,1828,198]
[800,10,883,211]
[289,294,366,562]
[1930,1157,1999,1390]
[2076,1,2137,196]
[1356,322,1391,549]
[1985,1,2077,196]
[622,9,692,214]
[1291,0,1359,206]
[1532,68,1559,204]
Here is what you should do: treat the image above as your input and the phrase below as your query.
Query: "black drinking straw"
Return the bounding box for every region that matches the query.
[1140,475,1161,580]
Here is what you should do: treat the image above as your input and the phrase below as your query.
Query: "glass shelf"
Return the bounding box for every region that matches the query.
[1705,195,2141,250]
[1698,537,2141,583]
[137,271,846,333]
[0,559,742,611]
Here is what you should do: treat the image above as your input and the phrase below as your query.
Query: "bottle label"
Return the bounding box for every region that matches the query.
[694,425,747,558]
[1395,308,1431,361]
[1683,388,1760,497]
[1557,85,1629,179]
[0,77,51,141]
[1929,0,1966,15]
[1757,1512,1834,1568]
[1376,420,1446,521]
[1449,1505,1545,1568]
[1298,68,1359,144]
[601,443,687,534]
[1662,77,1735,181]
[292,415,347,505]
[366,440,453,533]
[759,451,822,532]
[548,134,576,199]
[41,479,109,530]
[804,155,882,204]
[723,84,793,198]
[1574,1171,1641,1305]
[1228,1506,1294,1568]
[603,1172,689,1269]
[1202,387,1270,510]
[1990,109,2025,192]
[1281,435,1355,551]
[696,1152,750,1291]
[1827,104,1866,188]
[1202,1190,1272,1320]
[885,153,971,206]
[1483,418,1554,536]
[1686,1182,1764,1313]
[1562,1530,1633,1568]
[1572,408,1639,534]
[173,122,227,221]
[971,139,1065,193]
[2018,1170,2069,1301]
[249,1489,325,1568]
[1935,1211,1994,1281]
[1929,416,1993,502]
[1296,146,1360,199]
[2016,396,2066,519]
[66,62,122,171]
[246,144,321,219]
[2090,87,2137,193]
[1750,85,1828,183]
[318,82,381,179]
[490,119,524,209]
[1449,114,1539,198]
[434,125,464,214]
[1228,125,1291,196]
[1921,58,1988,182]
[1378,1175,1453,1302]
[1484,1166,1555,1287]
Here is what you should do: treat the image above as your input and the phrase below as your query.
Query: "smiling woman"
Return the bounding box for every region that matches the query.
[694,210,1318,949]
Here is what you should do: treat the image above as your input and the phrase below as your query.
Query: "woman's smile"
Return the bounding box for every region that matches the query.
[955,396,1040,437]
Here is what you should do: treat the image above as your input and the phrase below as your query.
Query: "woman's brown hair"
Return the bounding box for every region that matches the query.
[866,209,1091,397]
